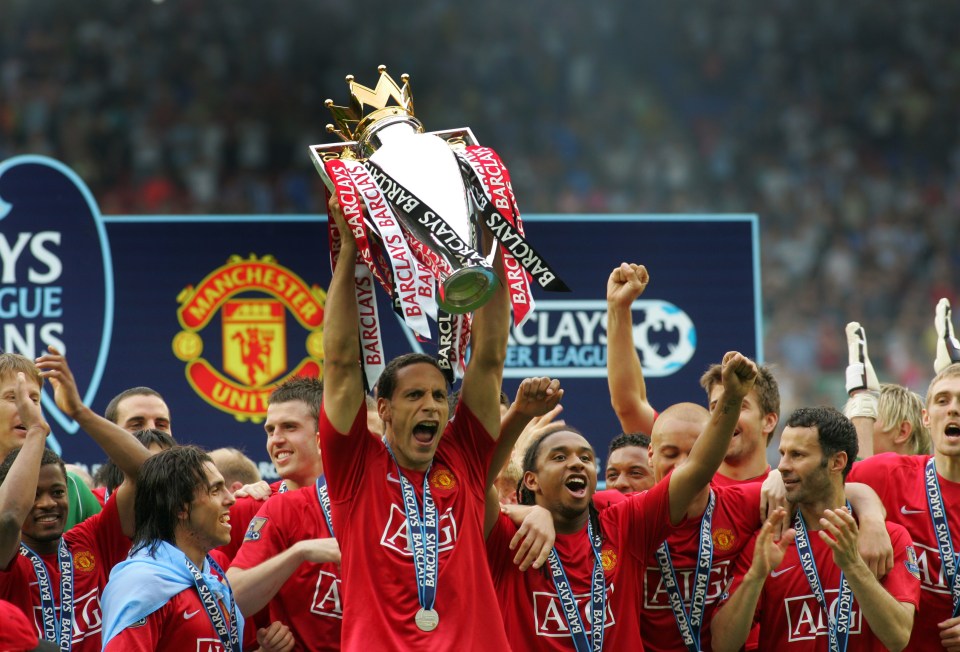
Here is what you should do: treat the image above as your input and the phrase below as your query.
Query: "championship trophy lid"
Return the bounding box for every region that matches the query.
[310,65,479,189]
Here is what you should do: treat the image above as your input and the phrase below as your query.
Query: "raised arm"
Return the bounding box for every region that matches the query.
[35,346,152,536]
[667,352,757,524]
[0,374,49,567]
[606,263,657,435]
[321,196,365,434]
[486,377,563,489]
[842,322,879,458]
[459,250,511,440]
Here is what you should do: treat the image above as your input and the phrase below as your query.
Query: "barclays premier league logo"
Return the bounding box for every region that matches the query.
[503,299,696,378]
[401,298,696,379]
[0,156,114,451]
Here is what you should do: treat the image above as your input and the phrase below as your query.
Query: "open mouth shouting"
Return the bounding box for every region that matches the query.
[564,474,589,499]
[412,421,439,447]
[945,423,960,440]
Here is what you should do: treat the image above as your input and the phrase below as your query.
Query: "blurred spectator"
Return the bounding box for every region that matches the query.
[2,0,958,410]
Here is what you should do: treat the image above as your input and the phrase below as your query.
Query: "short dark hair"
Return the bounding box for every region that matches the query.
[104,387,165,425]
[608,432,650,456]
[93,429,177,492]
[700,362,780,443]
[376,353,446,400]
[517,425,589,507]
[131,446,212,556]
[0,447,65,485]
[785,406,858,478]
[268,376,323,425]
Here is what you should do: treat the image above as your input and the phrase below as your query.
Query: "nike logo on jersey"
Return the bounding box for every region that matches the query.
[183,609,201,620]
[387,472,401,484]
[900,506,925,515]
[770,566,796,578]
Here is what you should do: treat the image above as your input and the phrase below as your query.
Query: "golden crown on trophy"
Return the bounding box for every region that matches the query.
[324,66,422,155]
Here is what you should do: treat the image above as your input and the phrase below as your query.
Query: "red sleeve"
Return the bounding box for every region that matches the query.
[103,604,167,651]
[592,489,628,511]
[881,523,922,608]
[437,400,497,498]
[65,489,131,570]
[845,454,901,503]
[484,512,518,584]
[218,495,271,561]
[230,494,297,570]
[602,471,677,560]
[318,401,375,503]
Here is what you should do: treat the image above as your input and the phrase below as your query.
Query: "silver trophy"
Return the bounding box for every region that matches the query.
[310,66,497,313]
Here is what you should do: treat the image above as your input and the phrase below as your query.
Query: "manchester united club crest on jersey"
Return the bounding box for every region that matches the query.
[712,528,736,551]
[173,254,325,421]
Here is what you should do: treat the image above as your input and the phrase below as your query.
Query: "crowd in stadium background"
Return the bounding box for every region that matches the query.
[1,0,959,420]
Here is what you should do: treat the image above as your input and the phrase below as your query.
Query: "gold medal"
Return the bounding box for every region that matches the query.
[415,607,439,632]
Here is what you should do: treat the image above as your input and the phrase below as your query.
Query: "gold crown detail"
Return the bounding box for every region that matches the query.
[325,65,419,145]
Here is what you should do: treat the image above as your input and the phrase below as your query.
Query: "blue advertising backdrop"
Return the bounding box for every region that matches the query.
[0,156,761,476]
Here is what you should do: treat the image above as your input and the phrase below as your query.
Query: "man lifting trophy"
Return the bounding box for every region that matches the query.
[310,65,567,388]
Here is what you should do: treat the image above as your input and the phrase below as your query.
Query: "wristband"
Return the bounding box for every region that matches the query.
[843,391,879,420]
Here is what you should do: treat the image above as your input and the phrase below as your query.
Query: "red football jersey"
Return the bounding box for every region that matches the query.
[639,482,763,652]
[319,400,510,651]
[231,484,341,651]
[847,453,957,651]
[216,480,283,562]
[103,586,237,652]
[486,475,676,650]
[725,519,920,651]
[0,495,131,651]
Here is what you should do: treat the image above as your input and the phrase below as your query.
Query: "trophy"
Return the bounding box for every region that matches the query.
[310,66,567,384]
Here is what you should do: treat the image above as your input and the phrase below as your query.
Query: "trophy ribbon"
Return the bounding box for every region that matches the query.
[324,183,386,392]
[344,159,435,338]
[456,145,535,328]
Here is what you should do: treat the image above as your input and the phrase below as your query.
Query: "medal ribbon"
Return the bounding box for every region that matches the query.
[184,555,241,652]
[793,504,853,652]
[546,519,606,652]
[316,476,335,537]
[926,458,960,617]
[656,491,716,652]
[20,539,73,651]
[383,438,439,615]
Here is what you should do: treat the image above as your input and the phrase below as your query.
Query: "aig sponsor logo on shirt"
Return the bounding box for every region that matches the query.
[911,542,949,594]
[33,588,103,643]
[500,300,696,379]
[784,590,862,642]
[380,504,458,556]
[311,570,343,619]
[195,638,225,652]
[643,560,732,608]
[532,584,616,637]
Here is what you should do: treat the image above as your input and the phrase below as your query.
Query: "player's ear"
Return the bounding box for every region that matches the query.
[522,470,539,495]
